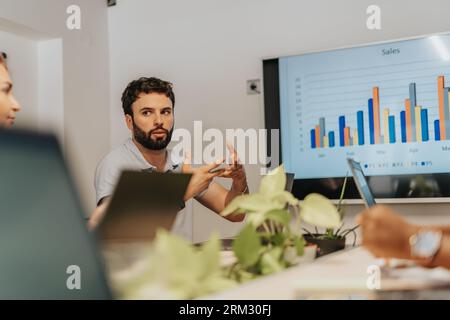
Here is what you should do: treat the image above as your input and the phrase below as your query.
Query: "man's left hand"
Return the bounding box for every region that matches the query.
[218,143,248,194]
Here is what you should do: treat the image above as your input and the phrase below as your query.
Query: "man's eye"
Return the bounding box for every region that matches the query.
[163,110,171,115]
[142,111,151,116]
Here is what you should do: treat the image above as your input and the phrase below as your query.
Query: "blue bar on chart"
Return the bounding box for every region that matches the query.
[409,83,417,141]
[388,115,396,143]
[435,120,441,141]
[400,111,407,143]
[368,99,375,144]
[310,129,316,148]
[357,110,365,145]
[319,117,326,148]
[328,131,335,147]
[421,109,429,141]
[339,116,346,147]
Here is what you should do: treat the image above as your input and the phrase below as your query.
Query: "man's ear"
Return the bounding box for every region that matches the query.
[125,114,133,131]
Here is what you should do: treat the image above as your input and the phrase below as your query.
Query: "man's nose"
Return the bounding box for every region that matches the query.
[154,112,163,126]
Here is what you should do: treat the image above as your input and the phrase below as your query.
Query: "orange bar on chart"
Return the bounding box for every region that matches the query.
[315,125,321,148]
[405,99,412,142]
[438,76,446,140]
[344,127,350,146]
[373,87,381,144]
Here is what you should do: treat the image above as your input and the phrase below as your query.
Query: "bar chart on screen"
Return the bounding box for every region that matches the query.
[279,34,450,179]
[309,76,450,149]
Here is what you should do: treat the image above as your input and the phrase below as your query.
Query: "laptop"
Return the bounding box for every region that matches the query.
[0,129,111,299]
[96,170,192,243]
[347,158,377,208]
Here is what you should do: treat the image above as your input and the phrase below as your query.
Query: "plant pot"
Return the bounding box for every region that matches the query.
[303,234,346,257]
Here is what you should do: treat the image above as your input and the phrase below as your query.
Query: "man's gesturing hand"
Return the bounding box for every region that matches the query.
[182,153,225,202]
[218,143,248,194]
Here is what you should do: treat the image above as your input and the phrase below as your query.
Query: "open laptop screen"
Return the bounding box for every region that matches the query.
[347,158,377,208]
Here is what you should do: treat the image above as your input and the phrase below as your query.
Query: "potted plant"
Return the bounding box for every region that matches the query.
[220,165,342,282]
[302,176,359,257]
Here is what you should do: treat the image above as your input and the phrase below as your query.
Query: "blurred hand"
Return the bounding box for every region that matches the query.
[357,205,419,259]
[87,198,110,231]
[182,153,224,201]
[217,143,248,194]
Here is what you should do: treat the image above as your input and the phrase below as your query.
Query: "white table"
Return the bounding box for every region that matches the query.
[204,246,450,300]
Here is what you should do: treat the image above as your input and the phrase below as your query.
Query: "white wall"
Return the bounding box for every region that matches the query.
[108,0,450,242]
[37,39,64,147]
[0,0,110,214]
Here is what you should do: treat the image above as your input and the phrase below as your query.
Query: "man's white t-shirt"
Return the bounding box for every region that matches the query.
[94,138,191,241]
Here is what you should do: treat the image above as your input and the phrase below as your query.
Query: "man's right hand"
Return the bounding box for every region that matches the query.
[181,153,225,202]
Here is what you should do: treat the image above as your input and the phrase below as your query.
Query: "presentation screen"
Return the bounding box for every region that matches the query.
[264,33,450,201]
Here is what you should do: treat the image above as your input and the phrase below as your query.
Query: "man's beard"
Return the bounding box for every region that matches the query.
[133,120,174,151]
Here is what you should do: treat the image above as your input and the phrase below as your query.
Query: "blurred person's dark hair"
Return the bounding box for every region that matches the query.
[121,77,175,116]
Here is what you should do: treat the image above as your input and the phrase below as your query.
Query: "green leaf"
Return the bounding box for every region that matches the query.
[153,230,199,276]
[235,269,255,283]
[294,235,305,256]
[221,194,284,217]
[265,209,291,227]
[197,233,221,278]
[113,230,201,299]
[259,165,286,197]
[300,193,341,228]
[245,209,292,228]
[221,195,247,216]
[271,233,286,247]
[110,229,236,300]
[271,191,299,206]
[239,194,285,212]
[151,230,202,287]
[260,247,284,275]
[232,224,263,268]
[246,211,269,227]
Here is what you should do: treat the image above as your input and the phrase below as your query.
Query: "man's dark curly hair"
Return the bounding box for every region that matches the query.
[121,77,175,116]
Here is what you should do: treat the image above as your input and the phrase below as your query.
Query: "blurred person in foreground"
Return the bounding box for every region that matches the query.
[0,52,21,128]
